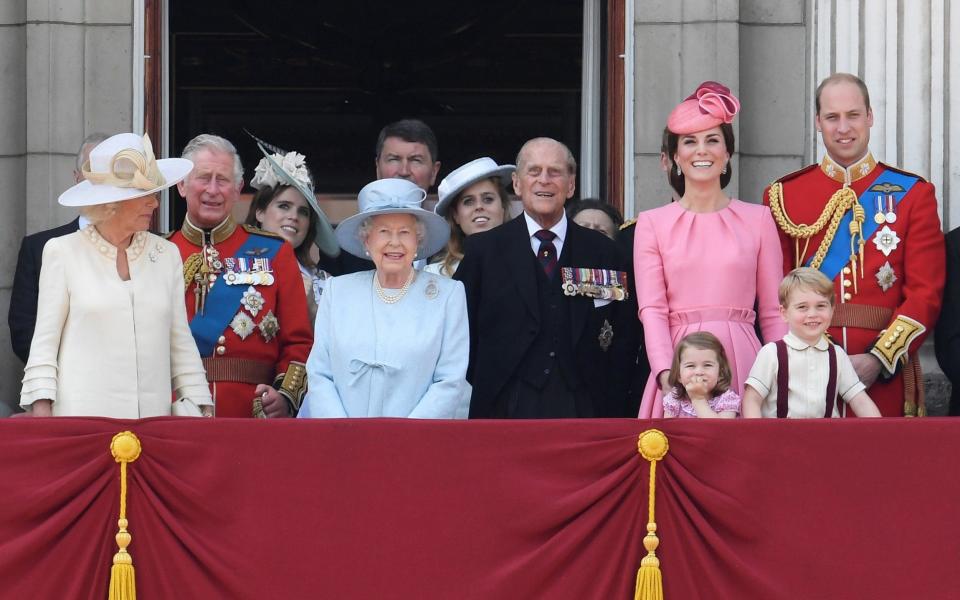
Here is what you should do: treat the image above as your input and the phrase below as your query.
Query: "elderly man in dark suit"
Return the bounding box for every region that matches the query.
[8,133,107,364]
[456,137,627,418]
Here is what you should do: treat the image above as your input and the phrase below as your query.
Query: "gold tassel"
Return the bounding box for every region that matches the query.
[635,429,669,600]
[109,431,142,600]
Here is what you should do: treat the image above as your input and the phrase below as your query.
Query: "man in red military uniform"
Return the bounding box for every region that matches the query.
[168,133,312,418]
[765,73,944,416]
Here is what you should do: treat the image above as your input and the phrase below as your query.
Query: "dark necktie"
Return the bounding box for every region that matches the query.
[534,229,558,278]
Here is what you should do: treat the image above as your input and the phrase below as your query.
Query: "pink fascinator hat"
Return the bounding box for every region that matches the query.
[667,81,740,135]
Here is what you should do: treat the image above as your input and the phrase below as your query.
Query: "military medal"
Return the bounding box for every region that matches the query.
[884,194,897,224]
[873,225,900,257]
[230,311,255,339]
[598,319,613,351]
[876,261,897,292]
[560,267,629,301]
[258,310,280,342]
[873,195,885,224]
[241,286,265,316]
[223,256,274,286]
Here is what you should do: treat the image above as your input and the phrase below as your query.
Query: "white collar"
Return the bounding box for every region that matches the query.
[783,331,831,351]
[523,211,567,243]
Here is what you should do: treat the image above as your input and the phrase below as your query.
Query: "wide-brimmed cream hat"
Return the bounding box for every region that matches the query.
[435,157,515,217]
[336,178,450,259]
[59,133,193,206]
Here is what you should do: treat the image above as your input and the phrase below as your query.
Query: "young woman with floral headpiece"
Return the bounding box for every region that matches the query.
[245,142,339,324]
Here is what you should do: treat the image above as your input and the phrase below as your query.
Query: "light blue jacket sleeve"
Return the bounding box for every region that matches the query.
[407,280,471,419]
[299,277,348,418]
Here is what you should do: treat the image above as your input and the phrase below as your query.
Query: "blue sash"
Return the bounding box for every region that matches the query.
[810,168,919,281]
[189,234,283,356]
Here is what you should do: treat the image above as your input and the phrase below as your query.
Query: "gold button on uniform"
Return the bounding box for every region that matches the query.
[843,280,852,288]
[218,335,226,344]
[843,267,851,275]
[843,293,852,301]
[884,342,892,349]
[216,345,226,355]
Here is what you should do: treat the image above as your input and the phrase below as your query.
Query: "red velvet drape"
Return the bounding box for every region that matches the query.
[0,418,957,599]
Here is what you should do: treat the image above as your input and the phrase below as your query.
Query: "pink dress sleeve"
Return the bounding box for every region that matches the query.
[662,388,681,417]
[756,207,788,344]
[634,211,674,376]
[710,389,742,415]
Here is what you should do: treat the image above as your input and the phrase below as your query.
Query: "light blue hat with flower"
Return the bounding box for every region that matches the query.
[248,132,340,257]
[335,178,450,259]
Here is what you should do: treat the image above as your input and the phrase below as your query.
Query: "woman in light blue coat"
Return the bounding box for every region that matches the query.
[298,178,470,418]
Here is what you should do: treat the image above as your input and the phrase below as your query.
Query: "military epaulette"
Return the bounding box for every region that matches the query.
[241,224,285,240]
[773,163,819,185]
[877,162,928,184]
[162,230,176,240]
[619,218,636,231]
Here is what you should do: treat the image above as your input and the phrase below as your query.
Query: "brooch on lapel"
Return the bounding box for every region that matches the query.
[560,267,629,301]
[424,279,439,300]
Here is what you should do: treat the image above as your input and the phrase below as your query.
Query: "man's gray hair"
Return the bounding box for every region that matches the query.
[76,132,109,171]
[515,137,577,175]
[181,133,244,185]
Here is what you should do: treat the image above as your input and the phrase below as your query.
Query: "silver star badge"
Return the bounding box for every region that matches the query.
[230,311,255,339]
[258,310,280,342]
[241,286,265,316]
[872,225,900,257]
[876,261,897,292]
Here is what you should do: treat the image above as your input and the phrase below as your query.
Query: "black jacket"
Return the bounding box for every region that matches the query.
[8,219,80,363]
[455,215,629,418]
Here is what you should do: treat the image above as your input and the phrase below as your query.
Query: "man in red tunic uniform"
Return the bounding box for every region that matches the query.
[168,134,312,418]
[765,73,944,416]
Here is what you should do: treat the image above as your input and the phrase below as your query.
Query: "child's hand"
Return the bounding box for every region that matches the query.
[683,376,711,401]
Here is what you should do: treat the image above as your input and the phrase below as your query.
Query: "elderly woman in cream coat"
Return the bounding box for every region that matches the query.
[20,133,213,418]
[298,178,470,418]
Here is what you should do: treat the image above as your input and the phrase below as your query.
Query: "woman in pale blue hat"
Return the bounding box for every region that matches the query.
[245,136,340,324]
[298,178,470,418]
[20,133,213,418]
[425,157,514,277]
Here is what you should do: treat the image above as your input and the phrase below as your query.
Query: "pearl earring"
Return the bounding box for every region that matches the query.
[721,163,728,175]
[675,164,682,177]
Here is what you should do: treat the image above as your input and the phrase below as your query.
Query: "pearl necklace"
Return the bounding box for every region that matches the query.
[373,270,415,304]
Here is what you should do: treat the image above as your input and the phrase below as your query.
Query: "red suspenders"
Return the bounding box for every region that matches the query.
[775,340,838,418]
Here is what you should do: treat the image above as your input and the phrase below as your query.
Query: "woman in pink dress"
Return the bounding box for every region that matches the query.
[635,82,787,418]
